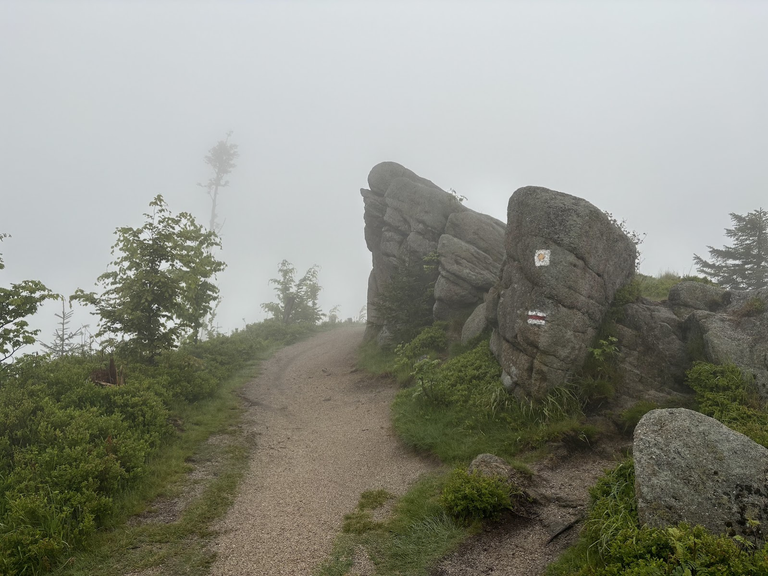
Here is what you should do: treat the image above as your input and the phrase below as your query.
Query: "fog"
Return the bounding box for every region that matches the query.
[2,1,766,345]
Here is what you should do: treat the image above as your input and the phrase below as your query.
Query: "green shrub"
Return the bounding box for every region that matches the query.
[734,296,767,318]
[686,361,768,447]
[441,468,513,522]
[394,323,448,365]
[393,322,448,381]
[0,317,307,575]
[392,337,590,462]
[636,272,683,301]
[548,458,768,575]
[617,401,658,435]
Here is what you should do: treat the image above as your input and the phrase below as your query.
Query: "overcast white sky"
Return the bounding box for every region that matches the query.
[2,0,767,345]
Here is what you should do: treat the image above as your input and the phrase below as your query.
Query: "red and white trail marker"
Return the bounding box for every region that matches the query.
[527,310,547,325]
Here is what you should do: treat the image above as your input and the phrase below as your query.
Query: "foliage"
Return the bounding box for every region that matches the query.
[261,260,323,325]
[198,132,239,234]
[694,207,768,290]
[393,322,448,377]
[635,272,681,301]
[547,459,768,576]
[40,296,87,358]
[374,252,439,345]
[617,401,659,435]
[549,363,768,576]
[603,211,644,270]
[317,473,467,576]
[0,233,57,366]
[74,195,225,359]
[391,338,590,463]
[734,296,766,318]
[441,467,514,522]
[326,304,341,324]
[0,319,309,574]
[686,361,768,448]
[341,490,394,535]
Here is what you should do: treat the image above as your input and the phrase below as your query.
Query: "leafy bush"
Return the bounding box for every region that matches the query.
[0,319,311,574]
[441,467,513,522]
[394,323,448,366]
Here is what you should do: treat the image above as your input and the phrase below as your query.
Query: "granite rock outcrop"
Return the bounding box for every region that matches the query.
[489,187,637,398]
[361,162,505,341]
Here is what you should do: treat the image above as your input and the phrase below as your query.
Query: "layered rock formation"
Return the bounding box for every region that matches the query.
[361,162,505,340]
[634,408,768,542]
[360,162,767,405]
[488,187,637,398]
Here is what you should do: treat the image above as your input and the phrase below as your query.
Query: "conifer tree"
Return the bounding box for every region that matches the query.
[694,208,768,290]
[40,296,84,358]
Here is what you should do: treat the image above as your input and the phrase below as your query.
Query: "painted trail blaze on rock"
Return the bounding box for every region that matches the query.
[526,310,547,325]
[489,186,637,398]
[534,249,551,267]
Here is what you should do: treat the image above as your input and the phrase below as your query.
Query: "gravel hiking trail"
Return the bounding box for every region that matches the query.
[210,326,438,576]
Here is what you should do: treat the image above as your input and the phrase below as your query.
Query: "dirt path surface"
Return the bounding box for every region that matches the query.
[432,443,626,576]
[210,326,437,576]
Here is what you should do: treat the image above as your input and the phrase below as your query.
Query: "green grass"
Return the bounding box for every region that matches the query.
[357,338,397,376]
[391,338,595,465]
[546,458,768,576]
[316,473,470,576]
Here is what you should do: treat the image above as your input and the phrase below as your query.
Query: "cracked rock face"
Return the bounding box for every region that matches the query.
[361,162,505,340]
[491,187,637,398]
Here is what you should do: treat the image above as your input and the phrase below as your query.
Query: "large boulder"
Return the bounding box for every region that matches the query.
[634,408,768,542]
[668,281,731,312]
[491,187,637,397]
[361,162,505,341]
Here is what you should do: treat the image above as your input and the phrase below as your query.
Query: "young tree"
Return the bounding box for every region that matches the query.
[694,208,768,290]
[0,233,57,365]
[199,132,239,234]
[261,260,323,325]
[40,296,84,358]
[327,305,341,324]
[74,196,225,360]
[374,251,439,344]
